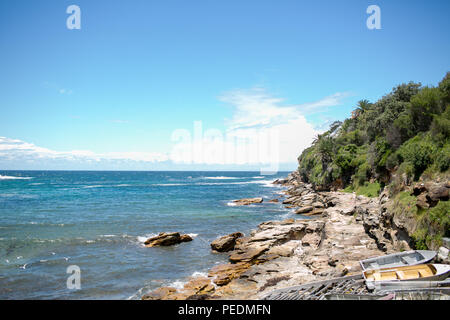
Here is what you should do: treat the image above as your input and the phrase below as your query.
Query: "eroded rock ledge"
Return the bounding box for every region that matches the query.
[142,174,403,300]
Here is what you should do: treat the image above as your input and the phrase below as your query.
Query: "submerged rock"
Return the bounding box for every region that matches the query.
[144,232,193,247]
[232,197,263,206]
[211,232,244,252]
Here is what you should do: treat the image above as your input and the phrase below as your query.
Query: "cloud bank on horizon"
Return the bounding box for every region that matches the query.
[0,89,349,171]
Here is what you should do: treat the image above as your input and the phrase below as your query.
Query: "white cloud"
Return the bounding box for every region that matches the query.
[0,137,168,164]
[298,92,351,114]
[220,88,349,130]
[169,88,349,168]
[221,88,321,164]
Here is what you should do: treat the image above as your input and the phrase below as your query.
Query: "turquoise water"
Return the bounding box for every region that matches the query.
[0,171,292,299]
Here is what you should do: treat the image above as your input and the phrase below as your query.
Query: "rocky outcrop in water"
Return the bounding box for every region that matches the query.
[232,198,263,206]
[144,232,193,247]
[211,232,244,252]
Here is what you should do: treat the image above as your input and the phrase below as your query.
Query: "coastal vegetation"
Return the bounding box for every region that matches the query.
[297,72,450,249]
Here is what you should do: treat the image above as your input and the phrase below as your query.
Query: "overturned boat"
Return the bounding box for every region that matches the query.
[364,264,450,290]
[359,250,436,271]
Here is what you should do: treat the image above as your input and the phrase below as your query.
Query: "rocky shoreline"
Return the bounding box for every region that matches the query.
[142,172,447,300]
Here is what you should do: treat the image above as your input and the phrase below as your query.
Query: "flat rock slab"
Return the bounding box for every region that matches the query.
[233,197,263,206]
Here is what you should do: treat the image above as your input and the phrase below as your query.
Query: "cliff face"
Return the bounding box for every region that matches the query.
[360,180,449,251]
[296,73,450,250]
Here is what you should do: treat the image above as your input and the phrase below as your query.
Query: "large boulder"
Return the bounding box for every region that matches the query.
[144,232,193,247]
[211,232,244,252]
[428,185,449,202]
[412,181,449,209]
[232,197,263,206]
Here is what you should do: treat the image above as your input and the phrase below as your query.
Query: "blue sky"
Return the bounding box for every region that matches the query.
[0,0,449,171]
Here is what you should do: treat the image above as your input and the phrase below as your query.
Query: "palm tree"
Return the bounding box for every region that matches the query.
[358,99,372,113]
[352,100,371,119]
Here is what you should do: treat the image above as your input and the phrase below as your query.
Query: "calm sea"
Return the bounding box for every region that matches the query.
[0,171,294,299]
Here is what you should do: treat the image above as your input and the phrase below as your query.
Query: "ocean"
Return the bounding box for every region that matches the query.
[0,171,294,299]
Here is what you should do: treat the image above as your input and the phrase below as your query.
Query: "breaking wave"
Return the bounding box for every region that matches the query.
[0,175,33,180]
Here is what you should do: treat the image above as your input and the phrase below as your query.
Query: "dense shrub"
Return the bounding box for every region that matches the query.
[435,144,450,172]
[354,161,370,186]
[410,87,443,132]
[397,161,415,181]
[428,201,450,237]
[430,105,450,144]
[398,136,436,180]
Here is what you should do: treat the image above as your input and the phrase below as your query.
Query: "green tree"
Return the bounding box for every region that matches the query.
[410,87,444,132]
